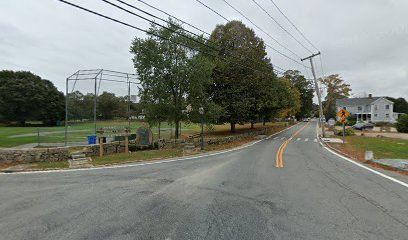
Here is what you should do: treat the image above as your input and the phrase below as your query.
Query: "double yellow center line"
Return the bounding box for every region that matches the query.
[276,123,309,168]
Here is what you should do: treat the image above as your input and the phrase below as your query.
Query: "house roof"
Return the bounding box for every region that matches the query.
[336,97,382,106]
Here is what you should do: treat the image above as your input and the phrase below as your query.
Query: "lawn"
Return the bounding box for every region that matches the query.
[329,136,408,160]
[0,120,286,148]
[0,120,199,148]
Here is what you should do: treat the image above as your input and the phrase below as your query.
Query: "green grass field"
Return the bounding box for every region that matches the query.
[331,136,408,160]
[0,120,285,148]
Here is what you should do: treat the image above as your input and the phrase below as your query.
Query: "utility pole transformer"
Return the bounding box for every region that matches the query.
[301,52,325,137]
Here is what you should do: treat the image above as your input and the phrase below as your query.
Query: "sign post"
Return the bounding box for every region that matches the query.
[337,109,350,144]
[124,128,130,153]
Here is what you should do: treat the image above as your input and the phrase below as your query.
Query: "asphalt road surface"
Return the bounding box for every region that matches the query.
[1,121,408,240]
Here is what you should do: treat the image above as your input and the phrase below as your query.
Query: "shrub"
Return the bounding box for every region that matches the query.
[337,127,355,136]
[396,114,408,133]
[128,142,159,152]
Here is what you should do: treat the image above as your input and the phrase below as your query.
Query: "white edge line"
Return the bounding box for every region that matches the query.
[1,123,300,175]
[315,122,408,189]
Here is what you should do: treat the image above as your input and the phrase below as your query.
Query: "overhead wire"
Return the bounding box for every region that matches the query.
[57,0,284,75]
[103,0,286,75]
[136,0,212,37]
[194,0,310,69]
[268,0,319,51]
[250,0,313,54]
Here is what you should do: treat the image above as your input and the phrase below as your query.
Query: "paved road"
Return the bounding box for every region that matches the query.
[1,121,408,240]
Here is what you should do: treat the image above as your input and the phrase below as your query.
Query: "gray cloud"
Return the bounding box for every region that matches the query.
[0,0,407,99]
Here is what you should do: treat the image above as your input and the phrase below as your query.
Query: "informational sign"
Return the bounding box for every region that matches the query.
[136,127,153,146]
[340,119,348,124]
[96,127,131,137]
[337,109,350,119]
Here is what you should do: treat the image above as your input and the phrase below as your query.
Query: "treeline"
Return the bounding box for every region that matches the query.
[131,20,315,137]
[0,71,65,125]
[66,91,141,121]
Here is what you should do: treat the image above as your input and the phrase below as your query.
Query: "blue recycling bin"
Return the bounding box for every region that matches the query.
[88,135,97,145]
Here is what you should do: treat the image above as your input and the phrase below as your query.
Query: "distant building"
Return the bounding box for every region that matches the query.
[336,94,402,123]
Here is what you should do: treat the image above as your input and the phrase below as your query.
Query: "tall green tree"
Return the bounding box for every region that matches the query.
[97,92,126,120]
[276,78,301,118]
[130,20,215,138]
[319,74,352,119]
[386,97,408,113]
[208,20,277,132]
[0,70,64,125]
[284,70,314,119]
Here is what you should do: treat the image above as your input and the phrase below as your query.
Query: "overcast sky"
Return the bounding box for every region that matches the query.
[1,0,407,99]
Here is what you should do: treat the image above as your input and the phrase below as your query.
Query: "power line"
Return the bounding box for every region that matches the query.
[102,0,218,52]
[251,0,313,54]
[195,0,310,69]
[115,0,211,45]
[106,0,287,74]
[194,0,229,22]
[136,0,211,37]
[268,0,319,51]
[57,0,284,76]
[135,0,211,37]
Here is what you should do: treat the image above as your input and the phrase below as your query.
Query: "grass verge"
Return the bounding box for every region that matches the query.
[92,149,184,166]
[328,136,408,160]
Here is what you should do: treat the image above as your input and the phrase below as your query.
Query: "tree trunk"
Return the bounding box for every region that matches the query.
[158,121,161,139]
[230,123,236,133]
[175,119,179,139]
[263,119,266,126]
[251,122,254,129]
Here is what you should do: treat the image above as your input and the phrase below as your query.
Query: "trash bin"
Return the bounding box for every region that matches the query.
[88,135,97,145]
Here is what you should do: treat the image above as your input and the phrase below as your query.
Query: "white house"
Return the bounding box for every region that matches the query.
[336,94,401,123]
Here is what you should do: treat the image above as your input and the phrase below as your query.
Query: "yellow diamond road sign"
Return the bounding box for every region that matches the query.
[337,109,350,119]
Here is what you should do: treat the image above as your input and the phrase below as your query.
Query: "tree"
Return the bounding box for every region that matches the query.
[283,70,314,119]
[319,74,352,119]
[0,70,64,125]
[67,91,93,120]
[97,92,125,120]
[275,78,301,118]
[130,19,215,138]
[396,114,408,133]
[386,97,408,113]
[208,20,277,132]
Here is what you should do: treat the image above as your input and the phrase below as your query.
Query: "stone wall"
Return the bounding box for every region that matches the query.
[0,147,70,163]
[159,127,272,149]
[84,142,126,157]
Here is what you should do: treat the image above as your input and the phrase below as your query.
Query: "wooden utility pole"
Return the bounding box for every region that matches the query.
[301,52,325,137]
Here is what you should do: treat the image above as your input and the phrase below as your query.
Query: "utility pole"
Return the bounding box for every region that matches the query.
[301,52,325,137]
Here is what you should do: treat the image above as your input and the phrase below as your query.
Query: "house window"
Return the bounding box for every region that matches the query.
[386,114,390,118]
[357,106,362,111]
[374,114,378,117]
[343,107,347,110]
[385,105,390,110]
[374,105,378,111]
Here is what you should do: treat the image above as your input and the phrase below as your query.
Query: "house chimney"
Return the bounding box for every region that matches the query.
[368,94,372,99]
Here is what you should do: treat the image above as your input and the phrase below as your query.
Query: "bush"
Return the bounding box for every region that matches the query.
[129,142,159,152]
[337,127,355,136]
[396,114,408,133]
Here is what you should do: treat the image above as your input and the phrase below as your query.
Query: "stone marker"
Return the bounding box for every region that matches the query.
[136,127,153,146]
[365,151,374,161]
